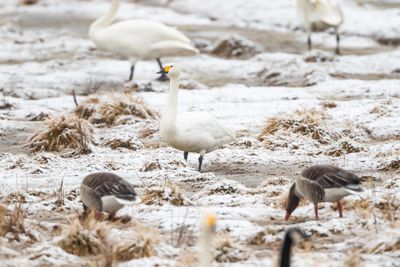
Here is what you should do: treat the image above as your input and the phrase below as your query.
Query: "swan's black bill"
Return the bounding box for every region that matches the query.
[156,69,165,74]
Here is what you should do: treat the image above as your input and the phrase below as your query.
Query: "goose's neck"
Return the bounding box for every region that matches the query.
[161,75,180,130]
[199,229,213,267]
[279,232,293,267]
[89,0,120,36]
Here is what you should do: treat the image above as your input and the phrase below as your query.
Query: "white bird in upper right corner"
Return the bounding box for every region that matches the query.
[296,0,344,54]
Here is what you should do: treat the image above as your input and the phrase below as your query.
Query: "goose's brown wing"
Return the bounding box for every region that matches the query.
[83,172,136,201]
[302,165,362,190]
[296,177,325,203]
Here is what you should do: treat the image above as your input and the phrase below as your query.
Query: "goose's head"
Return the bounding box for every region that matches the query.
[157,63,181,78]
[285,183,300,221]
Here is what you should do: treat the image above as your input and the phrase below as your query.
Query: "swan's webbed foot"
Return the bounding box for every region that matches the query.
[184,151,189,162]
[156,73,168,81]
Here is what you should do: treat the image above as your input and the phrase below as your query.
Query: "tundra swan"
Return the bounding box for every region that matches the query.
[158,64,236,172]
[89,0,199,81]
[285,165,363,221]
[198,213,217,267]
[80,172,137,219]
[296,0,344,54]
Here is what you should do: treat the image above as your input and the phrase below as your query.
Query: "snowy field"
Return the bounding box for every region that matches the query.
[0,0,399,266]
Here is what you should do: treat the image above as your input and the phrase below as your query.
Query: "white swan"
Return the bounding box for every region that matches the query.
[89,0,199,81]
[159,64,236,172]
[296,0,344,54]
[198,213,216,267]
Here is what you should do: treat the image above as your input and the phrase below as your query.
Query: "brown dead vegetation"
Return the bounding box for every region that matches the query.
[113,232,157,261]
[74,93,159,126]
[24,115,93,154]
[258,108,339,144]
[0,196,25,241]
[326,140,365,157]
[380,160,400,172]
[141,182,188,206]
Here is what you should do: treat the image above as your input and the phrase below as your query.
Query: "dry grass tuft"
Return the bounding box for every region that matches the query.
[258,108,337,144]
[380,160,400,172]
[113,233,157,261]
[59,218,108,256]
[141,182,188,206]
[321,101,337,109]
[140,159,186,172]
[0,196,25,241]
[103,136,143,151]
[345,249,361,267]
[75,93,159,126]
[211,35,260,59]
[214,234,249,263]
[326,140,365,157]
[24,115,93,154]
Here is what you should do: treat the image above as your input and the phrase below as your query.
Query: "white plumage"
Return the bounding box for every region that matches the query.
[159,64,236,172]
[89,0,199,81]
[296,0,344,54]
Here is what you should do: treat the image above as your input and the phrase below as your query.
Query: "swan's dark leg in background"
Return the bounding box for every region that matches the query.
[128,64,135,81]
[156,58,168,81]
[198,155,203,172]
[184,151,189,161]
[307,32,312,51]
[335,28,341,55]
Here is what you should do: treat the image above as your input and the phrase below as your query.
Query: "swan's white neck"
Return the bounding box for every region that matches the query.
[198,228,213,267]
[160,74,180,134]
[89,0,121,36]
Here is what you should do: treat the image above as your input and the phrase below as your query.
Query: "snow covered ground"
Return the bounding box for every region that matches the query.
[0,0,399,266]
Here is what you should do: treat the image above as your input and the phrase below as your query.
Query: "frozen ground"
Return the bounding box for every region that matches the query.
[0,0,399,266]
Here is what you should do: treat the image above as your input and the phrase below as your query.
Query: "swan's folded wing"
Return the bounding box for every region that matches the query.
[174,112,235,151]
[317,0,343,26]
[148,40,199,58]
[316,171,362,190]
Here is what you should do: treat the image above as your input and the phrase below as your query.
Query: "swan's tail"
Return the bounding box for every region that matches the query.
[148,40,199,58]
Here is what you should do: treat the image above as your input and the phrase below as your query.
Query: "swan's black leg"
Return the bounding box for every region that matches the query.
[307,33,312,51]
[156,58,168,81]
[184,151,189,161]
[198,155,203,172]
[128,64,135,81]
[335,29,341,55]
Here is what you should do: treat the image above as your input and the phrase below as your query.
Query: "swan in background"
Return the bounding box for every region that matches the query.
[80,172,137,219]
[198,213,217,267]
[158,64,236,172]
[296,0,344,54]
[89,0,199,81]
[285,165,364,221]
[279,228,308,267]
